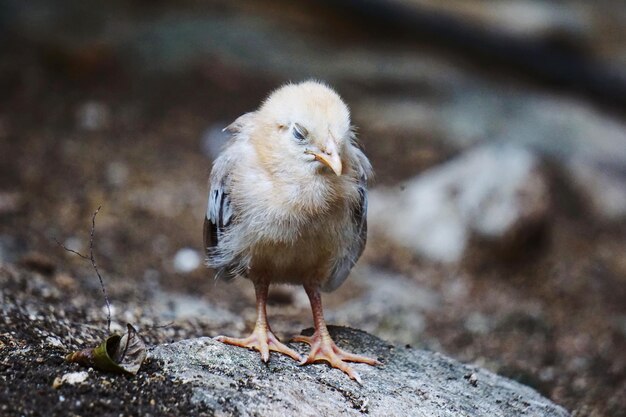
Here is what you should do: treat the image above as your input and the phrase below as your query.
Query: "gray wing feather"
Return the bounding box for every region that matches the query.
[204,183,233,249]
[203,115,254,280]
[203,173,238,280]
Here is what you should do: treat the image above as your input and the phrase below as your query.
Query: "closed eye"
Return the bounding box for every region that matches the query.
[293,123,308,142]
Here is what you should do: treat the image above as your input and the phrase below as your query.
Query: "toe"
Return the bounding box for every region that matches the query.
[215,335,250,348]
[291,335,313,345]
[267,333,301,362]
[260,349,270,363]
[277,346,302,362]
[327,356,362,384]
[343,365,362,384]
[338,350,381,366]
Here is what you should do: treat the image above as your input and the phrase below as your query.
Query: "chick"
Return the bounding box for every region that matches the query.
[204,80,378,382]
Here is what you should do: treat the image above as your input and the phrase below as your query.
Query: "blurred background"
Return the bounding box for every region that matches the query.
[0,1,625,415]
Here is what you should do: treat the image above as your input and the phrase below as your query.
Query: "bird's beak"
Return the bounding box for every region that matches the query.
[311,141,342,176]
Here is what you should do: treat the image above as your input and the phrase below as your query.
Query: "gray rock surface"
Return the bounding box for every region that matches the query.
[150,327,569,417]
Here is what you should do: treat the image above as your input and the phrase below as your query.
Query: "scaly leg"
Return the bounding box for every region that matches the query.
[293,285,380,383]
[216,281,301,362]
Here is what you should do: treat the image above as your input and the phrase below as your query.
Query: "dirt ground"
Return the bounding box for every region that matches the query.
[1,2,625,416]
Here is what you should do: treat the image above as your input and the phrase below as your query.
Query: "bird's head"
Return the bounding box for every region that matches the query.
[252,80,352,178]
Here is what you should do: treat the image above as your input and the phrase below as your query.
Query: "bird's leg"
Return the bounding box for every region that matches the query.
[294,285,380,383]
[216,280,301,362]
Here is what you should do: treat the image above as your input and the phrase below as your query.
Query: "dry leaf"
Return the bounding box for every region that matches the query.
[66,324,146,375]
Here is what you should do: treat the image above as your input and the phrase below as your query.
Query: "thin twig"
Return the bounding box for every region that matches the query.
[55,205,111,333]
[89,206,111,333]
[53,238,90,260]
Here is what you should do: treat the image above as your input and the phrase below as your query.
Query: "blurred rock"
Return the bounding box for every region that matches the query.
[330,267,439,345]
[369,145,549,263]
[106,161,129,187]
[173,248,201,273]
[76,101,110,131]
[399,83,626,225]
[151,290,245,331]
[568,158,626,220]
[464,312,492,335]
[357,88,626,174]
[62,237,84,255]
[406,0,590,41]
[440,90,626,159]
[150,327,570,417]
[484,1,588,39]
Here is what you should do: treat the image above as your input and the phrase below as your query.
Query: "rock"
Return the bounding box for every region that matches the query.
[363,82,626,165]
[329,267,439,345]
[567,157,626,220]
[76,101,110,131]
[369,145,549,263]
[149,327,569,417]
[106,161,129,187]
[45,336,64,348]
[150,290,245,331]
[173,248,202,273]
[404,0,589,40]
[52,371,89,389]
[479,1,587,39]
[439,89,626,164]
[61,237,84,256]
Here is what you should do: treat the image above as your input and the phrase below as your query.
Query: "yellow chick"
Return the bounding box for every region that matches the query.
[204,80,377,382]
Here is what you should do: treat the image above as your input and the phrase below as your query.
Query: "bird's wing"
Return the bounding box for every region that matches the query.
[203,156,237,280]
[204,113,256,280]
[203,174,233,253]
[322,172,369,292]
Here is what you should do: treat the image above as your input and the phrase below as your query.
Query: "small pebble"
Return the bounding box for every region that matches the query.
[106,161,129,187]
[468,373,478,387]
[173,248,201,273]
[76,101,110,131]
[46,336,64,348]
[53,371,89,388]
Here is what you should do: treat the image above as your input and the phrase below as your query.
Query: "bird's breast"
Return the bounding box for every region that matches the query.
[230,198,351,285]
[246,222,343,285]
[227,158,359,285]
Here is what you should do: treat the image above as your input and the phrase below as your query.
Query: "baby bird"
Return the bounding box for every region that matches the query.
[204,80,378,382]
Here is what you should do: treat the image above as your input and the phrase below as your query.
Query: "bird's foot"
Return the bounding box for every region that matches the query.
[216,327,302,363]
[293,333,380,384]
